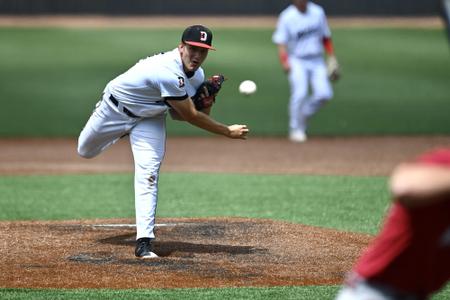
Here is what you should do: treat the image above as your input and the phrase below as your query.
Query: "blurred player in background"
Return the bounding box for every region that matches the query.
[336,148,450,300]
[272,0,340,142]
[442,0,450,43]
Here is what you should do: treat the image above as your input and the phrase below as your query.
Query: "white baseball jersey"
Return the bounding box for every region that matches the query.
[272,2,331,58]
[105,48,204,117]
[78,47,206,242]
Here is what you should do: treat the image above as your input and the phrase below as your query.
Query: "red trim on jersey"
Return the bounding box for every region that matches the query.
[322,37,334,55]
[279,51,288,66]
[417,148,450,167]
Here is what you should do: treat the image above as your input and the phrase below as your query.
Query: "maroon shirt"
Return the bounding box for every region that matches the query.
[354,148,450,297]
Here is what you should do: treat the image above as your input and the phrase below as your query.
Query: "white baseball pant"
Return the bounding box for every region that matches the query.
[288,56,333,132]
[77,93,166,240]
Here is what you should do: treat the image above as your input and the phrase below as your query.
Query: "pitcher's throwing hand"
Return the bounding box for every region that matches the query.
[228,125,249,139]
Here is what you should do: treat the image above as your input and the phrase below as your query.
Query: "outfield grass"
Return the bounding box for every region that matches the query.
[0,173,389,234]
[0,27,449,137]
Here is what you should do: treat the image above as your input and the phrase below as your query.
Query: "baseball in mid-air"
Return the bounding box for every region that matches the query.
[239,80,257,96]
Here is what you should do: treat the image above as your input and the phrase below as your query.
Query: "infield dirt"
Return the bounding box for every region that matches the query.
[0,217,371,288]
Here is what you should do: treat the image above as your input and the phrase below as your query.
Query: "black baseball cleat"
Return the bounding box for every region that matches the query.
[135,237,158,258]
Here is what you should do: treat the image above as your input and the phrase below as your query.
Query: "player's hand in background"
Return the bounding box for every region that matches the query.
[327,55,341,82]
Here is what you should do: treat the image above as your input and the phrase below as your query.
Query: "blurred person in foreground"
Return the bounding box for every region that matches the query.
[272,0,340,143]
[78,25,249,259]
[336,148,450,300]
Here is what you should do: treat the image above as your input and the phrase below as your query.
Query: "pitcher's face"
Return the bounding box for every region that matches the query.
[179,43,209,73]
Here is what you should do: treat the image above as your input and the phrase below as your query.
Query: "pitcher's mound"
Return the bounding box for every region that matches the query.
[0,217,371,288]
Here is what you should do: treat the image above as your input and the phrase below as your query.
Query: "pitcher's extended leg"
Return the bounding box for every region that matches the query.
[130,115,166,240]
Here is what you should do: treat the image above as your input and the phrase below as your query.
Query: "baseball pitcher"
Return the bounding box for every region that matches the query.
[77,25,249,258]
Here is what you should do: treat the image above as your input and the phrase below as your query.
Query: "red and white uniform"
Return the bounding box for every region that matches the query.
[337,148,450,300]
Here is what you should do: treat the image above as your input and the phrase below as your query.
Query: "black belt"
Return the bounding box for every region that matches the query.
[109,95,139,118]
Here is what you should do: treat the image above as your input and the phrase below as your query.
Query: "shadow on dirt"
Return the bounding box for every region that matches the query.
[98,233,265,257]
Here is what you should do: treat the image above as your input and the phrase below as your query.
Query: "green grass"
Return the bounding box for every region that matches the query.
[0,286,342,300]
[0,27,449,137]
[0,173,389,234]
[2,285,449,300]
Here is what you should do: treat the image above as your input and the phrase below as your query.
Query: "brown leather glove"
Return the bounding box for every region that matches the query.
[191,74,226,110]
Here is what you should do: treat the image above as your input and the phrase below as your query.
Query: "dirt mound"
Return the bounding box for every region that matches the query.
[0,217,371,288]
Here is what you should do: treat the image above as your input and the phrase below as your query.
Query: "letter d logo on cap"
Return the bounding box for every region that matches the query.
[200,31,207,42]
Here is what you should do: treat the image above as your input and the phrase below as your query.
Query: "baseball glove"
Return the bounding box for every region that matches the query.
[327,56,341,82]
[191,74,226,110]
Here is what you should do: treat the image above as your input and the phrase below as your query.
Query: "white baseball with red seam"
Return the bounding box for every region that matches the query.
[239,80,257,95]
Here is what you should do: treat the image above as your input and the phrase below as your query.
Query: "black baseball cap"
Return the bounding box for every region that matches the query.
[181,25,215,50]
